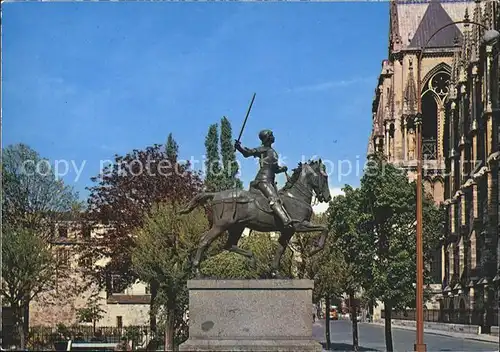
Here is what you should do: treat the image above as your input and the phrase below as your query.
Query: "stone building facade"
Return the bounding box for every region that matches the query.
[29,220,150,328]
[440,0,500,331]
[368,0,499,328]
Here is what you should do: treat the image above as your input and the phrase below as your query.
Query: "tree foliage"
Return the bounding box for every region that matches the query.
[326,185,373,352]
[83,141,203,287]
[1,143,80,349]
[201,232,294,279]
[1,227,60,348]
[220,116,243,190]
[76,292,105,333]
[357,153,443,351]
[204,124,222,192]
[166,133,179,162]
[359,153,442,309]
[131,202,208,349]
[2,143,79,236]
[204,118,242,192]
[292,213,344,352]
[327,185,373,295]
[288,212,345,300]
[290,213,328,281]
[309,245,345,304]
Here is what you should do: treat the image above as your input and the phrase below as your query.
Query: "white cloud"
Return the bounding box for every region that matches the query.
[313,187,345,214]
[289,77,375,93]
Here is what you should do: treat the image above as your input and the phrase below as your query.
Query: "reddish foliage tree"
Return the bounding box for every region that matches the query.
[82,143,203,289]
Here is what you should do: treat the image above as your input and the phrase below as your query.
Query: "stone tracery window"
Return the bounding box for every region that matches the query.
[429,71,450,99]
[421,70,451,161]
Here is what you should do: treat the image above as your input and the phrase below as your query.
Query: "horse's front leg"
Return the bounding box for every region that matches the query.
[293,223,328,256]
[224,226,256,270]
[309,227,328,256]
[270,230,294,279]
[293,221,326,233]
[192,225,224,277]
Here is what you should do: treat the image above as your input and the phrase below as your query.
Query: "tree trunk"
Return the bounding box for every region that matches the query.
[93,319,96,335]
[350,292,359,352]
[164,307,175,352]
[325,296,331,351]
[150,281,158,334]
[23,293,30,335]
[19,304,27,350]
[384,302,394,352]
[18,322,25,350]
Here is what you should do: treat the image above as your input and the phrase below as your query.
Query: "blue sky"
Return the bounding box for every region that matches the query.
[3,2,388,200]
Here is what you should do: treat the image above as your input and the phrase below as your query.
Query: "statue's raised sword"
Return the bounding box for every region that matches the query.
[234,93,290,183]
[235,92,256,150]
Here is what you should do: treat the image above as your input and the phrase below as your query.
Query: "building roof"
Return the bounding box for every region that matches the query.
[409,0,463,48]
[395,0,472,49]
[106,294,151,305]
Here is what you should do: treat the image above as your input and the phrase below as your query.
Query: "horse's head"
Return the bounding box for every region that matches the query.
[284,159,331,203]
[306,159,331,203]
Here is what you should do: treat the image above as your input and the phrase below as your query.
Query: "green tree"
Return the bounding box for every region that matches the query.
[289,213,345,350]
[201,232,294,279]
[289,213,327,280]
[166,133,179,162]
[1,227,59,349]
[201,251,254,279]
[242,232,294,278]
[220,116,243,190]
[1,143,79,345]
[204,124,223,191]
[131,201,208,350]
[2,143,79,235]
[327,185,373,352]
[124,326,142,350]
[359,153,443,351]
[83,143,202,333]
[76,292,106,334]
[308,239,344,351]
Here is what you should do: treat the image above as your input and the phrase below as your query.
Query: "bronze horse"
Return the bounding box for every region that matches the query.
[179,159,332,278]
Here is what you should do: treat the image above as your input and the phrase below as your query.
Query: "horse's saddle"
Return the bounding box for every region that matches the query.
[223,185,278,214]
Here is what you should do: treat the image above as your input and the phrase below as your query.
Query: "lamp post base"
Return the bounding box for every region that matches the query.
[414,343,426,352]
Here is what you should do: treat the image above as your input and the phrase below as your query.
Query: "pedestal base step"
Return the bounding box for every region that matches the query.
[179,338,323,351]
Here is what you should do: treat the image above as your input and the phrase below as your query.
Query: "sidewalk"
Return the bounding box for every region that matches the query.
[368,320,498,343]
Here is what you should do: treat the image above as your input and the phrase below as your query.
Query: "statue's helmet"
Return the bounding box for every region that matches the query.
[259,129,273,143]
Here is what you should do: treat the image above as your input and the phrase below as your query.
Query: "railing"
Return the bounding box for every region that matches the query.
[423,138,437,160]
[19,325,152,351]
[381,308,498,326]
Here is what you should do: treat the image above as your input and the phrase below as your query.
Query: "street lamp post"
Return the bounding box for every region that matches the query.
[415,19,499,352]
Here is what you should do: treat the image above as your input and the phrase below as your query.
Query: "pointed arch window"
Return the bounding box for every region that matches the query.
[421,70,451,160]
[430,72,450,99]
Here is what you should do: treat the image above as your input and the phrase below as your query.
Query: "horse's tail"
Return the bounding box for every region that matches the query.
[178,192,215,215]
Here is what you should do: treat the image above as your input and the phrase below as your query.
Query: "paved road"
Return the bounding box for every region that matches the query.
[313,319,498,351]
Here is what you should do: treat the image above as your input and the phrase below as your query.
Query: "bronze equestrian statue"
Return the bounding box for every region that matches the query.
[234,129,297,229]
[179,129,332,278]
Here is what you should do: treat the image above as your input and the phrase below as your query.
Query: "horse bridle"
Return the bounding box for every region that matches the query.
[291,163,324,201]
[312,164,327,202]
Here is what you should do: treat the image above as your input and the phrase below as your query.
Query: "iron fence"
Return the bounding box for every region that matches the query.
[21,325,152,350]
[381,309,498,326]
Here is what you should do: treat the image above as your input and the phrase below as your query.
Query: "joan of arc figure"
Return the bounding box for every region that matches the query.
[234,129,296,228]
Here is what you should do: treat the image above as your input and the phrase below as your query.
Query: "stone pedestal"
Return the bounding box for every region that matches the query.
[179,279,322,352]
